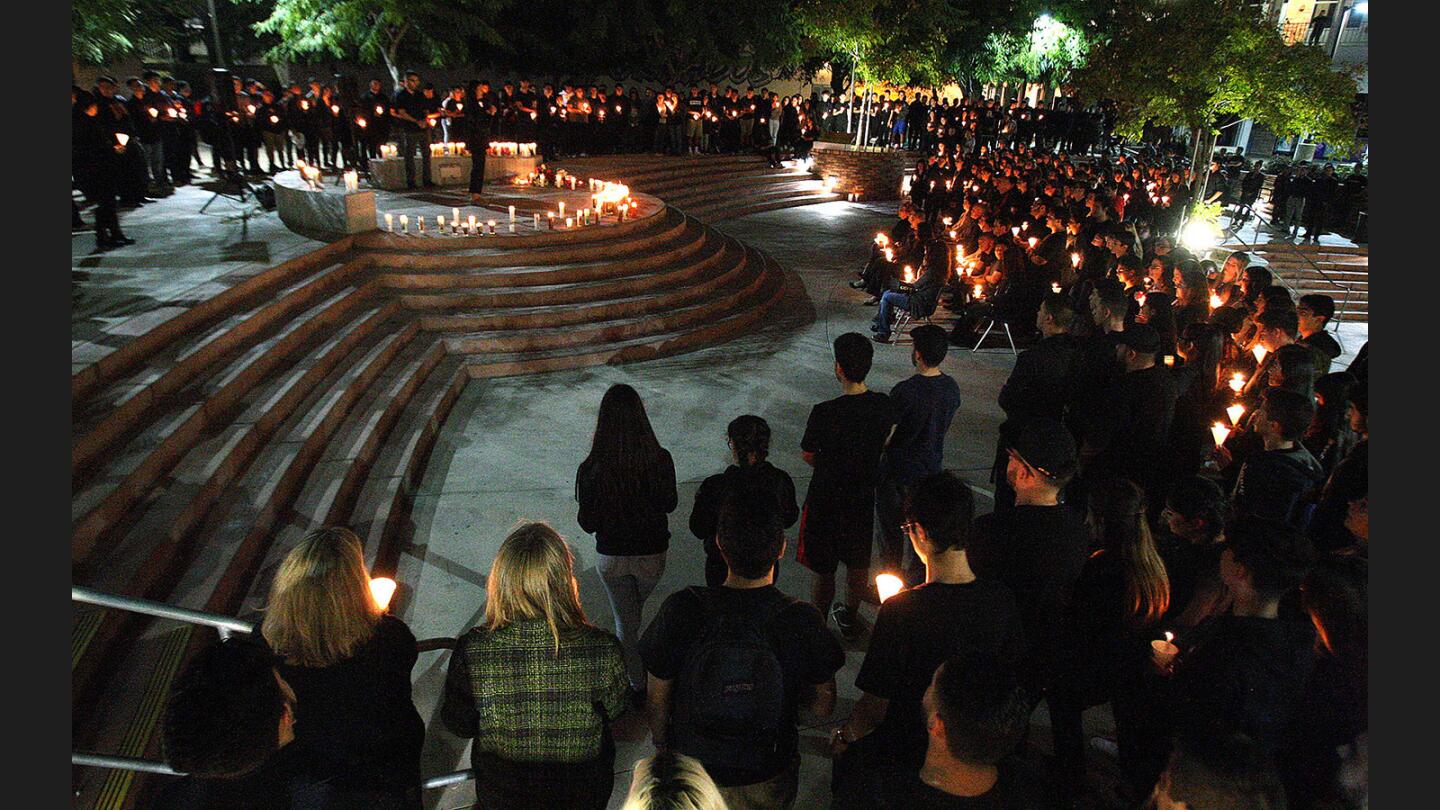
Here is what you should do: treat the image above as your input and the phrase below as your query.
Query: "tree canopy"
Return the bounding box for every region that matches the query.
[1071,0,1358,148]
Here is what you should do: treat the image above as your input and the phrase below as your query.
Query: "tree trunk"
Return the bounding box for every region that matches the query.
[1189,125,1218,196]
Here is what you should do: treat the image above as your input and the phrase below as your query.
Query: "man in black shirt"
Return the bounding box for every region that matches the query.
[1079,323,1180,503]
[799,333,898,637]
[836,656,1047,810]
[1150,731,1288,810]
[640,488,843,807]
[1231,388,1324,527]
[1296,293,1343,375]
[970,418,1088,699]
[390,70,435,189]
[991,295,1080,511]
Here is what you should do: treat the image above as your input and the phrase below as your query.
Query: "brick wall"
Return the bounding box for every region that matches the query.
[810,144,919,201]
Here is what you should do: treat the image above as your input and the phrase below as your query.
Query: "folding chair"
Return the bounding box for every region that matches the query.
[971,316,1018,355]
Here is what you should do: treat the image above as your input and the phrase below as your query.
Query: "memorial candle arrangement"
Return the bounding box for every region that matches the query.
[428,142,468,157]
[343,170,359,193]
[486,142,537,157]
[379,144,398,159]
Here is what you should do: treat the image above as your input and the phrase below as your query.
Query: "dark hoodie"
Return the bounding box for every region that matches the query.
[689,461,799,564]
[1231,443,1325,527]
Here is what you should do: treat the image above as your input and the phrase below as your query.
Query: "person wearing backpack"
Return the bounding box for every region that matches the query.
[639,486,844,810]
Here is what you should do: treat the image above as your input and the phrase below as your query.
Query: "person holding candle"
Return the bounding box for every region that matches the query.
[1155,476,1232,632]
[441,522,631,810]
[870,229,949,344]
[830,470,1026,806]
[1296,294,1343,376]
[1229,388,1324,528]
[390,71,436,189]
[260,527,424,808]
[1050,478,1172,802]
[1127,518,1315,796]
[75,83,136,250]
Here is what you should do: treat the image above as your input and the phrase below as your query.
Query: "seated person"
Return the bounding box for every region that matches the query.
[871,226,948,343]
[948,239,1042,346]
[857,208,925,300]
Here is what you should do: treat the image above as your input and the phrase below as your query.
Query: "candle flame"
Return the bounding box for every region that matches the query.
[1164,631,1174,644]
[1211,422,1231,447]
[370,577,397,611]
[1227,403,1246,424]
[876,573,904,603]
[1252,345,1268,363]
[1210,292,1223,310]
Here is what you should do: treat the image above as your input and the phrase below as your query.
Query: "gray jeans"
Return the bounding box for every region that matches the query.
[142,141,165,186]
[597,551,667,689]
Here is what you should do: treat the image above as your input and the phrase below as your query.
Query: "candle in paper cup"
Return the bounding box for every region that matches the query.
[370,577,397,611]
[116,132,130,147]
[1151,632,1178,667]
[1052,282,1062,293]
[385,213,394,231]
[558,201,565,217]
[903,266,915,284]
[487,220,497,236]
[1163,355,1175,367]
[1252,345,1268,363]
[875,573,905,604]
[1211,422,1231,447]
[468,215,477,234]
[1229,372,1246,394]
[399,215,408,232]
[1028,236,1038,249]
[452,208,460,226]
[566,217,573,228]
[1227,403,1246,424]
[436,216,444,231]
[973,283,984,299]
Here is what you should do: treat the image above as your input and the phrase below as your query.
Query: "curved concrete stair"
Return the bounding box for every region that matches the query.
[1219,241,1369,322]
[72,159,813,809]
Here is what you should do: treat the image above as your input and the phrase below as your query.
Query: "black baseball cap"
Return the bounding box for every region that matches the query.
[1115,323,1162,354]
[1006,418,1077,480]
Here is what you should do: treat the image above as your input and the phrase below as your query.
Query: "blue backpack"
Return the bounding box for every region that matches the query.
[670,587,793,773]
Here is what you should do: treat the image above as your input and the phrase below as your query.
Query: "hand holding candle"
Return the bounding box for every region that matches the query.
[875,573,904,603]
[1151,631,1178,669]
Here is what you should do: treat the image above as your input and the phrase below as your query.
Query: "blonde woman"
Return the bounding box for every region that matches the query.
[621,752,729,810]
[441,522,630,809]
[261,527,423,808]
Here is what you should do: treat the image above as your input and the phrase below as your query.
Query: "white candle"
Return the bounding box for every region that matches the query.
[399,215,408,232]
[436,216,444,231]
[558,201,565,217]
[875,573,904,603]
[468,215,477,234]
[487,220,496,235]
[509,222,515,233]
[1229,372,1246,393]
[533,213,540,230]
[452,208,460,226]
[565,217,573,228]
[385,213,393,231]
[509,205,516,222]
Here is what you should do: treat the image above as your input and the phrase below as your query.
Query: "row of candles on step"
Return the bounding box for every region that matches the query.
[488,142,538,157]
[384,199,640,235]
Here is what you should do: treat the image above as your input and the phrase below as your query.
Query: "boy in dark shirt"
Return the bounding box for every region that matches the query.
[970,418,1089,699]
[875,325,962,582]
[835,658,1049,809]
[798,333,898,637]
[1079,323,1180,503]
[641,488,843,805]
[1296,293,1343,375]
[832,472,1026,802]
[690,415,799,587]
[1231,388,1324,527]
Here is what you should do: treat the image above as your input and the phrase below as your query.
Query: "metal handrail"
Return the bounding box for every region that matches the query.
[72,752,474,791]
[72,586,255,638]
[1219,195,1357,331]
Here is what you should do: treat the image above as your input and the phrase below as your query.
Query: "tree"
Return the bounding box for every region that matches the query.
[73,0,184,67]
[976,12,1089,93]
[1071,0,1358,197]
[251,0,508,86]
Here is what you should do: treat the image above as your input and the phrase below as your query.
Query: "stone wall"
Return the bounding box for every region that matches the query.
[810,143,919,202]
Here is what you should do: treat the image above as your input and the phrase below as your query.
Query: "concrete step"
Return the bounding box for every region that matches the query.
[699,192,846,221]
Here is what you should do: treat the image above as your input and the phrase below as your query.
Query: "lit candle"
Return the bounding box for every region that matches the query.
[903,266,915,284]
[468,215,477,234]
[509,205,516,222]
[399,214,408,233]
[1229,372,1246,394]
[1071,253,1080,268]
[509,221,516,233]
[487,220,497,235]
[565,217,573,228]
[1012,227,1020,237]
[369,577,397,612]
[1022,221,1029,231]
[1252,344,1268,363]
[534,213,540,230]
[1028,236,1038,249]
[1227,403,1246,424]
[1210,292,1223,309]
[1163,354,1175,366]
[1151,631,1178,667]
[1210,422,1231,447]
[558,201,565,218]
[436,215,444,231]
[1052,282,1062,294]
[973,283,984,299]
[547,212,555,229]
[385,213,394,231]
[875,573,905,603]
[453,208,460,226]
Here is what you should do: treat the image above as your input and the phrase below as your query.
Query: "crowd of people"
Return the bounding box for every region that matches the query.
[79,66,1366,810]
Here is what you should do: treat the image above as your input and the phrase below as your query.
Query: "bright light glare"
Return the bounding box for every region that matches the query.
[1354,2,1368,15]
[876,573,905,603]
[1181,219,1220,253]
[370,577,397,611]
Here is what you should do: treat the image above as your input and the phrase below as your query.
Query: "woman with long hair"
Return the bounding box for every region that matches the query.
[1051,479,1171,799]
[576,383,677,699]
[262,527,424,808]
[442,522,630,809]
[1171,261,1212,335]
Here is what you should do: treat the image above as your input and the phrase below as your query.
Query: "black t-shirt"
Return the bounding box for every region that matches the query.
[882,373,962,485]
[861,757,1053,810]
[969,505,1090,690]
[801,391,898,527]
[638,585,844,786]
[855,581,1026,770]
[274,615,424,794]
[391,88,429,131]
